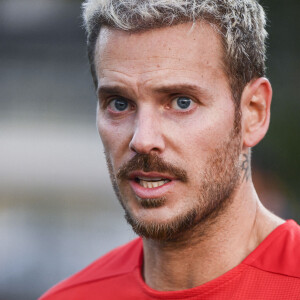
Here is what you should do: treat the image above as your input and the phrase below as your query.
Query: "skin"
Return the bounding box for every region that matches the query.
[95,22,284,291]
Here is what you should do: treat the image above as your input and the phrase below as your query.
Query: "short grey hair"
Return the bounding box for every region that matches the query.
[82,0,268,105]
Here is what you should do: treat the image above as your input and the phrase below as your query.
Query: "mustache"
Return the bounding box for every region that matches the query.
[116,153,188,182]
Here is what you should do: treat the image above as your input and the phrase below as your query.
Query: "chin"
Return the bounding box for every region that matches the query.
[124,204,199,241]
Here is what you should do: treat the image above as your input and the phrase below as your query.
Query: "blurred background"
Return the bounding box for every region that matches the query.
[0,0,299,299]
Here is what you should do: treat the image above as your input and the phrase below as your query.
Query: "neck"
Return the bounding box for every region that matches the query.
[142,180,284,291]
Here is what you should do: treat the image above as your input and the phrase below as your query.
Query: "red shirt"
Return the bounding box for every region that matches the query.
[40,220,300,299]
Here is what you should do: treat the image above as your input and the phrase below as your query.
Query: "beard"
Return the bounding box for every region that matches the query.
[105,120,242,242]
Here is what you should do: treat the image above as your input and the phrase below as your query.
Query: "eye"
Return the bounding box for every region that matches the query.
[108,98,129,112]
[171,96,194,110]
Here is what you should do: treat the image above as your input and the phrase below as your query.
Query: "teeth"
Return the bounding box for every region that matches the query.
[139,179,169,189]
[138,176,164,181]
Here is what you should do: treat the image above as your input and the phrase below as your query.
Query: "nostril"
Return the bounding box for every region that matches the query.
[129,119,165,154]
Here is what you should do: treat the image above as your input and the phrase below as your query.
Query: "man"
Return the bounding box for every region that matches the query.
[40,0,300,299]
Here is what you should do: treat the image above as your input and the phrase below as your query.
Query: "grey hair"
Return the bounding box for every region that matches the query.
[82,0,268,105]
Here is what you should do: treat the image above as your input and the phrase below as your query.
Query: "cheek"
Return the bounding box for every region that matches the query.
[174,110,235,166]
[97,115,134,168]
[97,115,111,149]
[173,116,218,155]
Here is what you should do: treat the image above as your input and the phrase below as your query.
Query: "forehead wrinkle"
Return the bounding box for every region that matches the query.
[98,81,139,101]
[99,65,226,92]
[99,63,228,104]
[98,76,156,101]
[101,67,187,76]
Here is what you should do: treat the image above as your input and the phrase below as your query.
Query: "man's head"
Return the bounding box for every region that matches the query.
[82,0,272,241]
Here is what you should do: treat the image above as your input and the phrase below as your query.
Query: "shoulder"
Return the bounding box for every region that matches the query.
[39,238,143,299]
[246,220,300,278]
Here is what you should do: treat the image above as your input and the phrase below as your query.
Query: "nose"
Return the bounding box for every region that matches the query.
[129,107,165,154]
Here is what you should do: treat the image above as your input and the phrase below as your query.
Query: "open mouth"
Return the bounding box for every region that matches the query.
[134,176,171,189]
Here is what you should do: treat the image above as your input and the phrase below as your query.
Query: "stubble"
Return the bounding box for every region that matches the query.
[104,122,242,242]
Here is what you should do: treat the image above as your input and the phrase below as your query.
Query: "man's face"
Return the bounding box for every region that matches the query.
[95,22,242,240]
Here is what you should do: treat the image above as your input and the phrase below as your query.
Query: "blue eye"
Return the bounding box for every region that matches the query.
[108,98,129,112]
[171,97,193,110]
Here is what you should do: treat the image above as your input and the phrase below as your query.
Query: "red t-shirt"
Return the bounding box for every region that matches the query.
[40,220,300,299]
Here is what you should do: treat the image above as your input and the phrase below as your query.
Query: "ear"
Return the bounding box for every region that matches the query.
[241,77,272,148]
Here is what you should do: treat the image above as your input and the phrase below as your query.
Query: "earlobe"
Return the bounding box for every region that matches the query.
[241,78,272,148]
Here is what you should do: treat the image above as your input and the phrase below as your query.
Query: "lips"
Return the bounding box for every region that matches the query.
[128,171,176,198]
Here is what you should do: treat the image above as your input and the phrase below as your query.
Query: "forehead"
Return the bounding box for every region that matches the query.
[94,21,227,92]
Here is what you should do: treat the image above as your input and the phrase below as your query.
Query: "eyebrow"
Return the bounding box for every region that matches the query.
[97,83,210,100]
[98,85,129,98]
[153,84,209,98]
